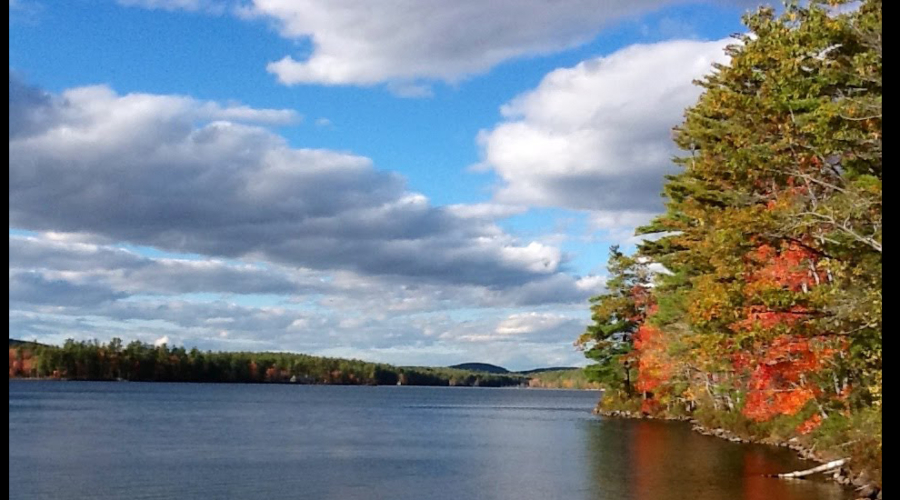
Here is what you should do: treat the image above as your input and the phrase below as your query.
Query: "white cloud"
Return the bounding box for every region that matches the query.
[588,210,659,246]
[10,233,595,317]
[477,38,731,225]
[9,235,322,296]
[575,275,606,293]
[500,242,561,274]
[445,203,527,220]
[589,211,657,232]
[198,101,301,124]
[385,81,434,99]
[495,312,572,336]
[452,311,584,346]
[245,0,698,91]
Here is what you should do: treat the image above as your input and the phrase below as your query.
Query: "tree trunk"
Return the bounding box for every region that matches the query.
[768,458,848,479]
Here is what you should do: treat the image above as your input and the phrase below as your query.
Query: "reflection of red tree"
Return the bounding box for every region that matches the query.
[632,422,666,500]
[742,450,782,500]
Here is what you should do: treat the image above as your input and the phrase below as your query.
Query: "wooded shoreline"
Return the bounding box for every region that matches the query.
[9,339,600,390]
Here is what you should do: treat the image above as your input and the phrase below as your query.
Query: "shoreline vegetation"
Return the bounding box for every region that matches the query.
[576,2,881,498]
[8,338,601,390]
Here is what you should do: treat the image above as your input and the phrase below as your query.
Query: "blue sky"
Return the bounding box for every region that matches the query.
[10,0,754,369]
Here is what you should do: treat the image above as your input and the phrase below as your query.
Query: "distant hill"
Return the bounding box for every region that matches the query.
[9,338,44,348]
[517,367,579,375]
[448,363,510,374]
[448,363,582,376]
[447,363,581,375]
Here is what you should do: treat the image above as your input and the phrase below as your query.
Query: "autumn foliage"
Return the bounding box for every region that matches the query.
[741,335,837,421]
[632,310,673,414]
[9,348,35,378]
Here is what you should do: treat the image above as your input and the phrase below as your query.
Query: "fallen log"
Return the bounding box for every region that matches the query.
[768,458,849,479]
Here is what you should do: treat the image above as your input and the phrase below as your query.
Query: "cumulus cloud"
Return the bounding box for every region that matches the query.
[9,74,570,288]
[477,38,731,225]
[9,270,129,307]
[9,233,598,315]
[9,235,320,296]
[245,0,700,91]
[9,70,54,138]
[445,203,527,221]
[197,101,301,124]
[450,311,584,344]
[496,312,574,337]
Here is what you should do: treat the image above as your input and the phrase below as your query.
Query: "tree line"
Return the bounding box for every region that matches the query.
[9,338,594,389]
[10,338,523,387]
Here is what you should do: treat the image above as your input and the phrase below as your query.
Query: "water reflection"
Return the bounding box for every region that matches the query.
[585,418,849,500]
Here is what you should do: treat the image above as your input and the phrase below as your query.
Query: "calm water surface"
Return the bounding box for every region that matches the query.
[9,381,850,500]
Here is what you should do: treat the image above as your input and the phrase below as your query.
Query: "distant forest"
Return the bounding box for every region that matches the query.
[8,338,599,389]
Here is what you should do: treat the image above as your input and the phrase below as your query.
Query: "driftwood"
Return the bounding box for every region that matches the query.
[768,458,849,479]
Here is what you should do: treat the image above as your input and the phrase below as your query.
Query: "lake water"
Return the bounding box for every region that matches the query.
[9,381,850,500]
